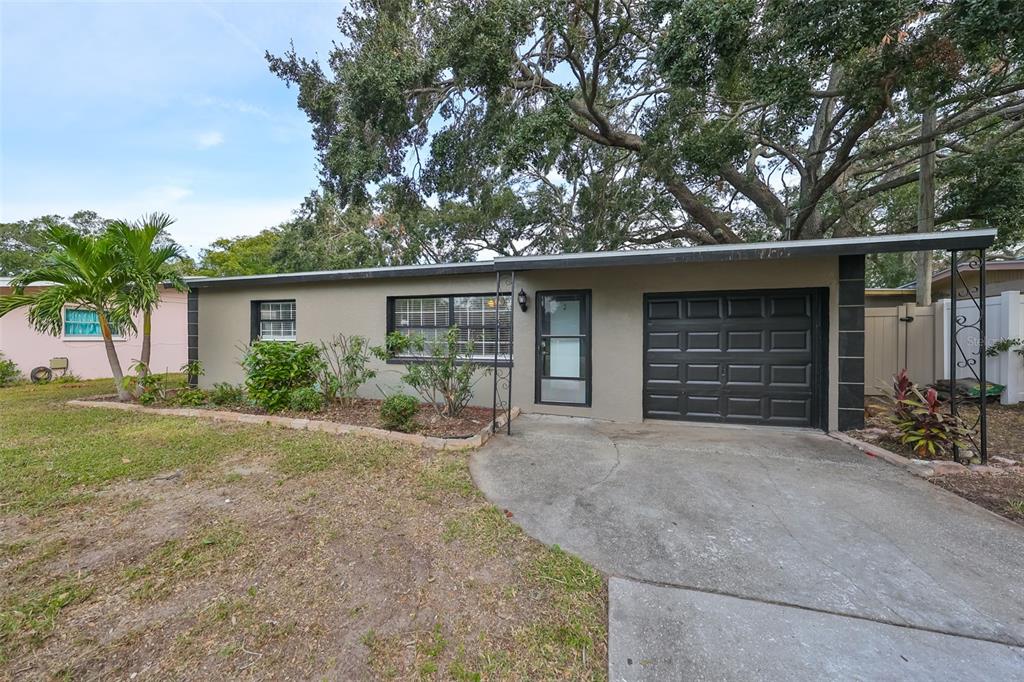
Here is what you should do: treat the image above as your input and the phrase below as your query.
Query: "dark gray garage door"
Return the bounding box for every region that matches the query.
[643,289,826,428]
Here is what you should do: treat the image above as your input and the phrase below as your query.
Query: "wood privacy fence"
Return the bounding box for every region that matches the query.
[865,290,1024,404]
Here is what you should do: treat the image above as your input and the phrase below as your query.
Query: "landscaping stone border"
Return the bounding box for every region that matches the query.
[67,398,521,450]
[829,431,970,478]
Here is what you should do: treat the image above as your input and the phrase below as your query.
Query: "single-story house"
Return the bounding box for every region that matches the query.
[185,229,996,433]
[0,278,188,380]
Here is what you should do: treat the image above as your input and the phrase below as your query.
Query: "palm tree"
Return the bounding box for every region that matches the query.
[107,213,186,378]
[0,226,136,400]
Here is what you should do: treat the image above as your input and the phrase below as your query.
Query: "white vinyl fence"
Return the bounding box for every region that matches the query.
[866,290,1024,404]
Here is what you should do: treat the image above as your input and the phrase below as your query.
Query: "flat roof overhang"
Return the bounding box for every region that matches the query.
[185,228,996,289]
[185,260,494,289]
[494,228,997,272]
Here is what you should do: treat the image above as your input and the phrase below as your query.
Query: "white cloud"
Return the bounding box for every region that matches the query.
[196,131,225,149]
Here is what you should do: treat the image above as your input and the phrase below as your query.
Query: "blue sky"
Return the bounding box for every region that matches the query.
[0,1,344,254]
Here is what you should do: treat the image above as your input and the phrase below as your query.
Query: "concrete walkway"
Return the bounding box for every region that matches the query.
[471,415,1024,680]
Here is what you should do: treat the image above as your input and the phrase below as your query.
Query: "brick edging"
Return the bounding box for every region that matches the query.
[827,431,968,478]
[67,398,521,451]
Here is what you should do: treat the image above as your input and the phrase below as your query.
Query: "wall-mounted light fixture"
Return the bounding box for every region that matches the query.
[517,288,529,312]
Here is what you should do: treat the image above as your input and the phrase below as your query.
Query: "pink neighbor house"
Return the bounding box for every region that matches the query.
[0,278,188,380]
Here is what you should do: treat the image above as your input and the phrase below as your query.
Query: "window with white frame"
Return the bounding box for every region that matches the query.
[256,301,296,341]
[63,308,122,339]
[389,294,511,361]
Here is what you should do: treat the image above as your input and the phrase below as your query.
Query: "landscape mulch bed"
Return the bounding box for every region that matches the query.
[854,398,1024,524]
[856,398,1024,464]
[211,399,494,439]
[99,395,494,439]
[931,471,1024,525]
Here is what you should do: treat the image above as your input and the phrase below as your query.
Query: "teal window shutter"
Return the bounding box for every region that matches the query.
[64,309,103,337]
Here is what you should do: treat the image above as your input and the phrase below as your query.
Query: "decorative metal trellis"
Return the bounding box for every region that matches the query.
[948,249,987,464]
[492,271,515,435]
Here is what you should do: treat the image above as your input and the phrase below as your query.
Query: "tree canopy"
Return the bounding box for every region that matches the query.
[268,0,1024,255]
[0,211,110,276]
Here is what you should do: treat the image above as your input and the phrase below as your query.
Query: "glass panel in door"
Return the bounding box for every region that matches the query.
[537,292,590,405]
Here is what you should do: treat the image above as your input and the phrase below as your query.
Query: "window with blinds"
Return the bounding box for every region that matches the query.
[390,294,511,361]
[257,301,296,341]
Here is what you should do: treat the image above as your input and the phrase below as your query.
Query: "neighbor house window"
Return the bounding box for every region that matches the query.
[388,294,511,361]
[63,308,121,339]
[252,300,296,341]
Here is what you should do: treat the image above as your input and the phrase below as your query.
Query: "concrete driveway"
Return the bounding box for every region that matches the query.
[471,415,1024,680]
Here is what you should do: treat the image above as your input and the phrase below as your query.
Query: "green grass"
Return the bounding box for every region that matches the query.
[122,521,248,602]
[417,454,480,500]
[1,579,93,662]
[0,380,413,514]
[442,505,522,552]
[272,433,410,477]
[1006,499,1024,515]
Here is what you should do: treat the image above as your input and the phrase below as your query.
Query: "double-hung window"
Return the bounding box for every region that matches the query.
[388,294,511,362]
[63,308,121,340]
[252,300,296,342]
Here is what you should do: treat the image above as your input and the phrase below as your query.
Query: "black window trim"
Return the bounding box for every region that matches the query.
[535,289,593,407]
[385,292,513,366]
[250,299,297,343]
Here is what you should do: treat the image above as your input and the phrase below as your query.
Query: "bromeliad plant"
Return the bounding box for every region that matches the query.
[887,370,973,459]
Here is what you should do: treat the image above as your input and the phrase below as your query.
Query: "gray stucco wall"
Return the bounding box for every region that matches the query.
[195,256,841,430]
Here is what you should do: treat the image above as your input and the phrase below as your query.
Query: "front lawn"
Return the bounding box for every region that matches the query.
[0,380,607,679]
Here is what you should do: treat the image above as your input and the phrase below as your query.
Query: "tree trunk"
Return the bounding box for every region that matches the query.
[916,106,937,306]
[139,309,152,376]
[99,312,130,401]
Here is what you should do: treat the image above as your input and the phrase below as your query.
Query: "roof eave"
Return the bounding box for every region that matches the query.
[494,229,998,272]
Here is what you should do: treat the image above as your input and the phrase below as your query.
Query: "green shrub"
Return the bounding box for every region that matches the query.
[209,382,245,406]
[288,386,325,412]
[0,353,23,386]
[171,387,208,407]
[241,341,324,412]
[318,333,376,404]
[380,394,419,432]
[375,327,487,418]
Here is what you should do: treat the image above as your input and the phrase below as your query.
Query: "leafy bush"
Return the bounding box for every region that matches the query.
[171,387,208,407]
[181,359,205,381]
[318,333,376,405]
[209,382,245,406]
[374,327,488,418]
[125,362,171,404]
[380,394,419,432]
[986,337,1024,366]
[288,386,326,412]
[0,353,23,387]
[241,341,324,412]
[888,370,973,459]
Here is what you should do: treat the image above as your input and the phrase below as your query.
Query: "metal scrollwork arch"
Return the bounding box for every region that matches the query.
[492,271,515,435]
[948,249,987,464]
